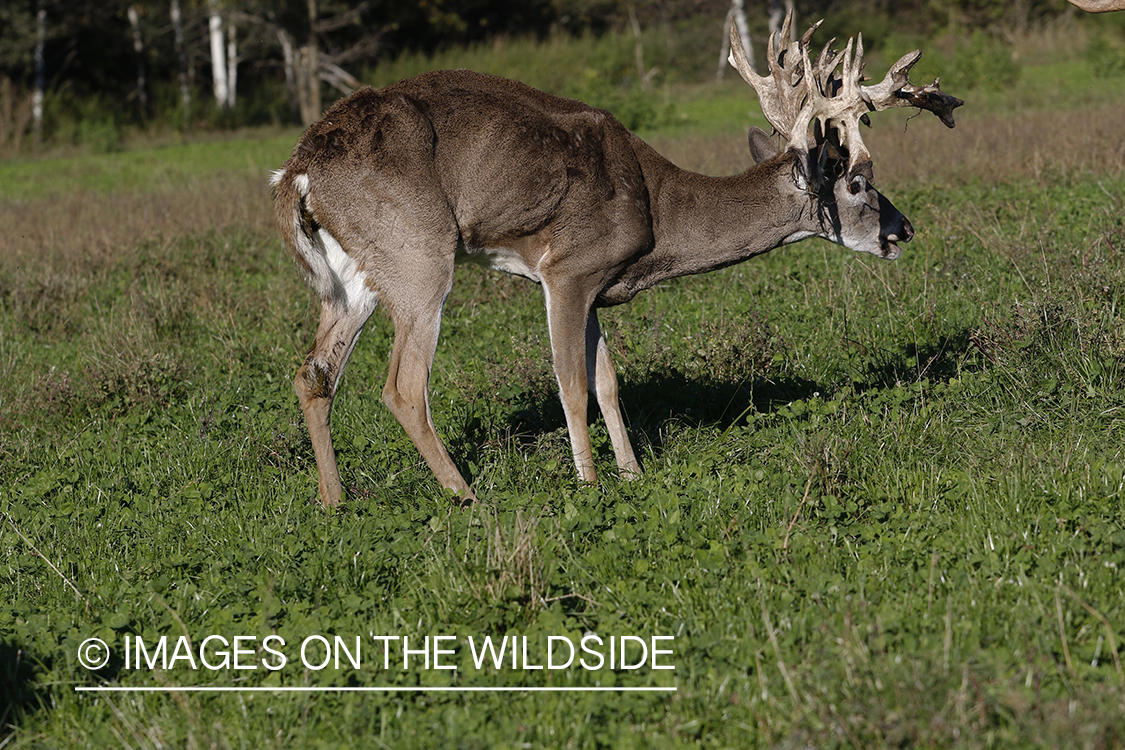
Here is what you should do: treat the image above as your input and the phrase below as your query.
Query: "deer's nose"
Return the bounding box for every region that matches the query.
[886,216,914,244]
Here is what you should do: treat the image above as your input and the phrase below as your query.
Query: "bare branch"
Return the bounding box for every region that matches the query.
[319,61,363,95]
[312,2,372,35]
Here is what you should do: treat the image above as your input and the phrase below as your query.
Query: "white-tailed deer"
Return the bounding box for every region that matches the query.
[273,14,962,506]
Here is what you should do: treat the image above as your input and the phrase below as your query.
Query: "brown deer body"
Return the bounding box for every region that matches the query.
[273,18,961,505]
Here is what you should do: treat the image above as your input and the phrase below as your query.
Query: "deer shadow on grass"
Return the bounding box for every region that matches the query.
[472,332,971,470]
[616,371,819,455]
[851,332,972,392]
[473,371,820,473]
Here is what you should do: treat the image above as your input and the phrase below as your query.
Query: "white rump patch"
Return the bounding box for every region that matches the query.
[287,177,375,312]
[316,226,373,309]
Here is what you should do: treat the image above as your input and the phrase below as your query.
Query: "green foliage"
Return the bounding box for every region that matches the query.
[882,29,1021,91]
[76,118,122,155]
[1087,33,1125,78]
[363,30,675,131]
[564,71,668,131]
[43,94,125,154]
[945,30,1023,90]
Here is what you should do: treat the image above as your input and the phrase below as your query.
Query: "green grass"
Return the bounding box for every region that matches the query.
[0,129,300,201]
[3,36,1125,749]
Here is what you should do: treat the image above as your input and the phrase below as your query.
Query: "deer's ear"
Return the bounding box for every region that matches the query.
[747,127,779,164]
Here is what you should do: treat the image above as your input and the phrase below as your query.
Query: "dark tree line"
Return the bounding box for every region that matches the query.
[0,0,1082,150]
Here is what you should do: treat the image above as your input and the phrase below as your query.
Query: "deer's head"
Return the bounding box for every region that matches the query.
[731,14,962,260]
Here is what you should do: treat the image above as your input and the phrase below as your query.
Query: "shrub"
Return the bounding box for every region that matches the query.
[945,30,1022,90]
[1087,34,1125,78]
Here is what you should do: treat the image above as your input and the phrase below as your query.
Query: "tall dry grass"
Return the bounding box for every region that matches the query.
[0,174,274,274]
[867,103,1125,187]
[649,103,1125,187]
[0,78,35,158]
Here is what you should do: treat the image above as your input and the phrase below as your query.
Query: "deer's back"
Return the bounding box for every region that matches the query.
[282,70,652,256]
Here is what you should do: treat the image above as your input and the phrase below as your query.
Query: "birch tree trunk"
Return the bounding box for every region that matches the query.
[171,0,191,116]
[226,18,237,108]
[731,0,752,63]
[717,0,754,80]
[33,1,46,148]
[208,0,229,110]
[127,5,148,114]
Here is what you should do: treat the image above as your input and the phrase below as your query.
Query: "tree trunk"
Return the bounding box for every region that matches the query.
[731,0,752,61]
[296,0,321,125]
[278,28,299,120]
[170,0,191,117]
[717,0,754,80]
[208,0,229,110]
[296,45,320,125]
[33,2,46,149]
[127,5,148,115]
[627,4,653,90]
[226,18,237,108]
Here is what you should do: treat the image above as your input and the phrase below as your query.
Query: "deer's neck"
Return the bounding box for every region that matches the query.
[598,144,811,306]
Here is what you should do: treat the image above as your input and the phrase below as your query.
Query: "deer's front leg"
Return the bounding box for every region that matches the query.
[585,311,641,478]
[543,281,597,484]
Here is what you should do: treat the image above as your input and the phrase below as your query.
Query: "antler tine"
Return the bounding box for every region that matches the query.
[816,41,847,100]
[830,35,878,180]
[814,39,839,80]
[804,36,854,158]
[798,18,821,48]
[862,49,964,129]
[729,9,812,151]
[848,34,865,92]
[726,18,759,86]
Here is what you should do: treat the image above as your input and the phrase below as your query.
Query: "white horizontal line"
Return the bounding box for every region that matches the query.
[75,686,676,693]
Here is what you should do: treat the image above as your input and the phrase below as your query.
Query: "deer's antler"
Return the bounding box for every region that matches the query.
[729,11,964,183]
[727,12,820,155]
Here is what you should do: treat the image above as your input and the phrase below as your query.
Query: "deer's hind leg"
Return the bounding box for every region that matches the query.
[296,293,378,507]
[378,241,476,503]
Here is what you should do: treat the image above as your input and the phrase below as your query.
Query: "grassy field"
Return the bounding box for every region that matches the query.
[3,25,1125,749]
